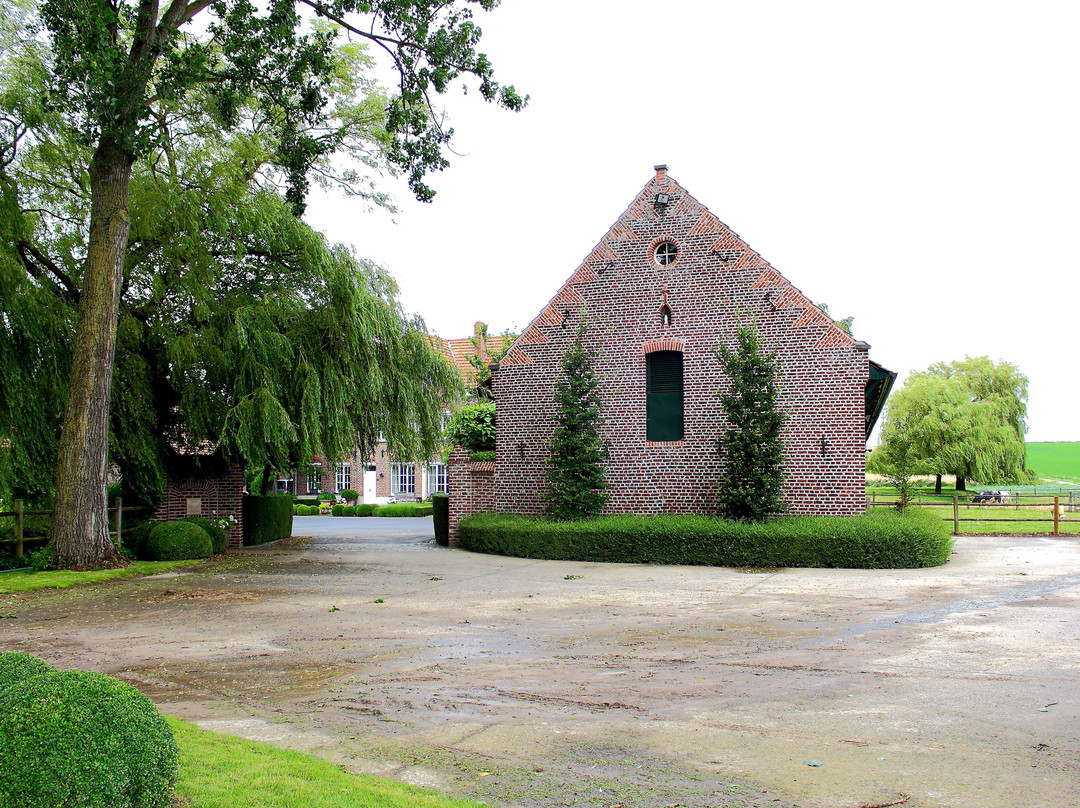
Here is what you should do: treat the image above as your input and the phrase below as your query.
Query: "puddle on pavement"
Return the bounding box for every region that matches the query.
[121,655,348,704]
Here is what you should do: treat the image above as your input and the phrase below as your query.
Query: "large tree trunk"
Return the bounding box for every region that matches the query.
[50,139,133,569]
[934,474,942,495]
[956,476,967,492]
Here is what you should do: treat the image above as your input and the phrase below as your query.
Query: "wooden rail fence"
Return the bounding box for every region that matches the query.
[867,495,1071,536]
[0,498,153,559]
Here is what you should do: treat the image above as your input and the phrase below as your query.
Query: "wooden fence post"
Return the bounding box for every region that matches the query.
[115,496,123,546]
[13,499,23,559]
[953,496,959,535]
[1054,496,1059,537]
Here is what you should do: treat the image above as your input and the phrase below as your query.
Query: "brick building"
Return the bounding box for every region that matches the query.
[450,166,893,534]
[152,453,245,547]
[277,322,514,503]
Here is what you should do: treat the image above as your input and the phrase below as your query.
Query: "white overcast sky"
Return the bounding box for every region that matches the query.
[305,0,1079,443]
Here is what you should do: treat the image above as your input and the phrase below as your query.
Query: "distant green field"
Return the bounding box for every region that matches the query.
[1026,442,1080,484]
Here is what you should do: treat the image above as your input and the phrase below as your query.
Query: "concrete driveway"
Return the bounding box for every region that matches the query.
[3,528,1079,808]
[291,514,436,544]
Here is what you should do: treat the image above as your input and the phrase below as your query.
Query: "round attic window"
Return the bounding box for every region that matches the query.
[654,241,678,266]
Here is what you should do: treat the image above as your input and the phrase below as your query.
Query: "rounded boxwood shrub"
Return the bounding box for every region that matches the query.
[124,521,158,560]
[297,504,312,516]
[0,669,179,808]
[0,651,54,692]
[146,521,213,561]
[342,505,356,516]
[355,504,374,516]
[331,504,345,516]
[180,517,227,554]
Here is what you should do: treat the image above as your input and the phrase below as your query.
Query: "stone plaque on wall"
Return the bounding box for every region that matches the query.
[186,497,202,516]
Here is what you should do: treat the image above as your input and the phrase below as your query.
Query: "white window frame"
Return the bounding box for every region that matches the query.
[428,463,448,494]
[306,466,321,494]
[335,462,351,492]
[392,463,415,495]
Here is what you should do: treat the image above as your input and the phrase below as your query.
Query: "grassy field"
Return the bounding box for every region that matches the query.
[169,717,484,808]
[1026,442,1080,485]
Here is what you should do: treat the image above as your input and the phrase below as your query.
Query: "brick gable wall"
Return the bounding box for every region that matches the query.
[153,464,245,547]
[488,168,868,519]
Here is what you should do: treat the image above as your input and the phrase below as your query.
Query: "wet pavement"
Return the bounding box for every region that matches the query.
[2,525,1079,808]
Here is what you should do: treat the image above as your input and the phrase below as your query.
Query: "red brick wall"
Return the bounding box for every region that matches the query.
[153,464,245,547]
[448,446,495,544]
[491,168,869,519]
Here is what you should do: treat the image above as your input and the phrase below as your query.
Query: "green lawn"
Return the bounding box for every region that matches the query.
[1026,442,1080,485]
[0,560,198,593]
[169,717,484,808]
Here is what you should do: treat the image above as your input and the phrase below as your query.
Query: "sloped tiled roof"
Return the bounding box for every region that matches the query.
[437,323,516,388]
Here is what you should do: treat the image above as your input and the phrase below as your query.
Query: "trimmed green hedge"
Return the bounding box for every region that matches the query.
[180,517,227,554]
[243,495,293,545]
[147,522,213,561]
[433,493,449,546]
[0,668,179,808]
[374,502,433,518]
[457,509,953,569]
[125,521,158,560]
[355,504,374,517]
[331,504,345,516]
[342,505,356,516]
[0,651,53,692]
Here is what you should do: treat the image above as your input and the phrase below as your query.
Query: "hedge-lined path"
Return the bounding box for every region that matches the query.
[2,533,1079,808]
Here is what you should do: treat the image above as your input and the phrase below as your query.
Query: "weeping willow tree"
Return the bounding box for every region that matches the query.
[880,357,1028,492]
[0,2,482,566]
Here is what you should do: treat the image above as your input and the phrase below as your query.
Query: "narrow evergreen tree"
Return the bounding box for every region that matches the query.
[546,325,607,520]
[716,324,786,521]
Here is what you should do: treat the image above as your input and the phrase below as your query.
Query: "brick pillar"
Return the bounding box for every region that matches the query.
[447,445,471,546]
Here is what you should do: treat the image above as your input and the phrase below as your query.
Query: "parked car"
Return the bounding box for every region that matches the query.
[972,489,1010,503]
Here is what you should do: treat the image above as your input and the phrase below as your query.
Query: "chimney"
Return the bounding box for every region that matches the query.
[654,164,668,183]
[474,321,486,361]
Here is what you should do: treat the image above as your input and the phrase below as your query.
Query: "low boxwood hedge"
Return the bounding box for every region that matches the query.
[180,517,227,554]
[342,505,357,516]
[146,521,213,561]
[373,502,433,518]
[457,509,953,569]
[125,521,158,560]
[0,667,179,808]
[355,504,374,517]
[331,504,345,516]
[0,651,53,692]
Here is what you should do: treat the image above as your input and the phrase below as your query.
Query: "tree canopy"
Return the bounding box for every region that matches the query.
[0,0,520,566]
[878,356,1029,489]
[3,54,461,506]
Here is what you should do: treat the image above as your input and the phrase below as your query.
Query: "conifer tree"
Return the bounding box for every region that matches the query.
[545,325,607,520]
[716,324,786,521]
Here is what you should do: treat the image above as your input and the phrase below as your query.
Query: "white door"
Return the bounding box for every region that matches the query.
[363,467,376,502]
